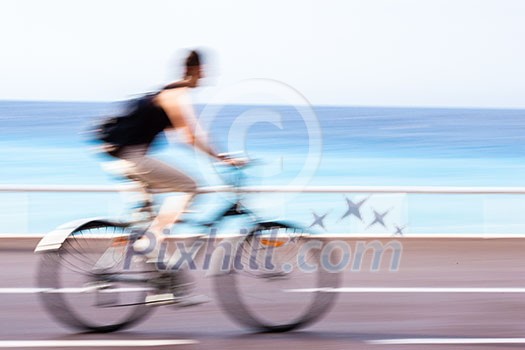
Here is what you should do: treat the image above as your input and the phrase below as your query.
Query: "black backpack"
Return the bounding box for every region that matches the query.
[93,93,157,157]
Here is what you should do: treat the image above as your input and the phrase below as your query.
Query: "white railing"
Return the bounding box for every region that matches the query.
[1,184,525,194]
[2,184,525,237]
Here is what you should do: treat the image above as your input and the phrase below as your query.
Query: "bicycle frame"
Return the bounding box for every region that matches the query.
[133,163,261,231]
[34,163,252,253]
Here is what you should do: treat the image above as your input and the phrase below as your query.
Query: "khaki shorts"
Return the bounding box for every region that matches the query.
[117,145,197,193]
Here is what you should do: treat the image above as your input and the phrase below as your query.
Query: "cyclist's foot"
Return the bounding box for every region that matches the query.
[145,293,175,306]
[145,292,209,307]
[146,270,207,307]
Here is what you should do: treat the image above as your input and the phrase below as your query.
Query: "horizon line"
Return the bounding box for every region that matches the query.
[0,98,524,111]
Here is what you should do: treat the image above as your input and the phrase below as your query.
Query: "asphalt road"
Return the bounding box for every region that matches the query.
[2,237,525,349]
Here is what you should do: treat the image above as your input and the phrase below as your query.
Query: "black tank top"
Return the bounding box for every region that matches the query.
[119,85,182,149]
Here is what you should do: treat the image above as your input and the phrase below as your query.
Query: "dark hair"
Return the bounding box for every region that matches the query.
[185,50,201,68]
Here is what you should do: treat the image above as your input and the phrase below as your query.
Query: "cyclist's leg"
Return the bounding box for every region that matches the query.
[112,147,207,305]
[118,147,198,260]
[128,156,197,234]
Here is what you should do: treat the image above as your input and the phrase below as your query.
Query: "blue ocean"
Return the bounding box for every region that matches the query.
[1,100,525,235]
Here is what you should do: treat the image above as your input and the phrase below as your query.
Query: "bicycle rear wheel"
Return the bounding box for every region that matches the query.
[37,221,154,332]
[214,222,341,332]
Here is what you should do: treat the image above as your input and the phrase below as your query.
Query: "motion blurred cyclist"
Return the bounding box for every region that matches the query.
[98,50,242,304]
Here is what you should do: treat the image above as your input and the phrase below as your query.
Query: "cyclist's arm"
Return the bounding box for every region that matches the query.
[157,88,222,160]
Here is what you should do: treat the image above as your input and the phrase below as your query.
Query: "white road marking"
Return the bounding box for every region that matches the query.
[0,340,197,347]
[0,288,46,294]
[285,287,525,293]
[0,287,151,294]
[7,286,525,294]
[368,338,525,345]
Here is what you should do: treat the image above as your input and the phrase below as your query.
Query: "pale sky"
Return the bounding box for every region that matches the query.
[1,0,524,108]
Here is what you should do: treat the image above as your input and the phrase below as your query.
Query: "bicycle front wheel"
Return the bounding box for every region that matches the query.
[37,221,154,332]
[214,222,341,332]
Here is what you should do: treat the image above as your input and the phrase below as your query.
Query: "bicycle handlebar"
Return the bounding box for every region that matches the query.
[213,152,258,189]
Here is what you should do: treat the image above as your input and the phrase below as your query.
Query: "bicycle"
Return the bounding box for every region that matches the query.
[34,158,341,333]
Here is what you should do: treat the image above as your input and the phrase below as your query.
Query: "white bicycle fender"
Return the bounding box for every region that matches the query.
[34,217,121,253]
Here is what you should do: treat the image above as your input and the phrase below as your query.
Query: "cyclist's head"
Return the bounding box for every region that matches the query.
[184,50,203,88]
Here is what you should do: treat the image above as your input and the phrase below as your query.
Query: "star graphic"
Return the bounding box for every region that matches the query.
[393,224,406,236]
[309,211,329,230]
[366,208,391,229]
[339,196,369,222]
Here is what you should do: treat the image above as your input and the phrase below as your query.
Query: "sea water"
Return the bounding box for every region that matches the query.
[1,100,525,234]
